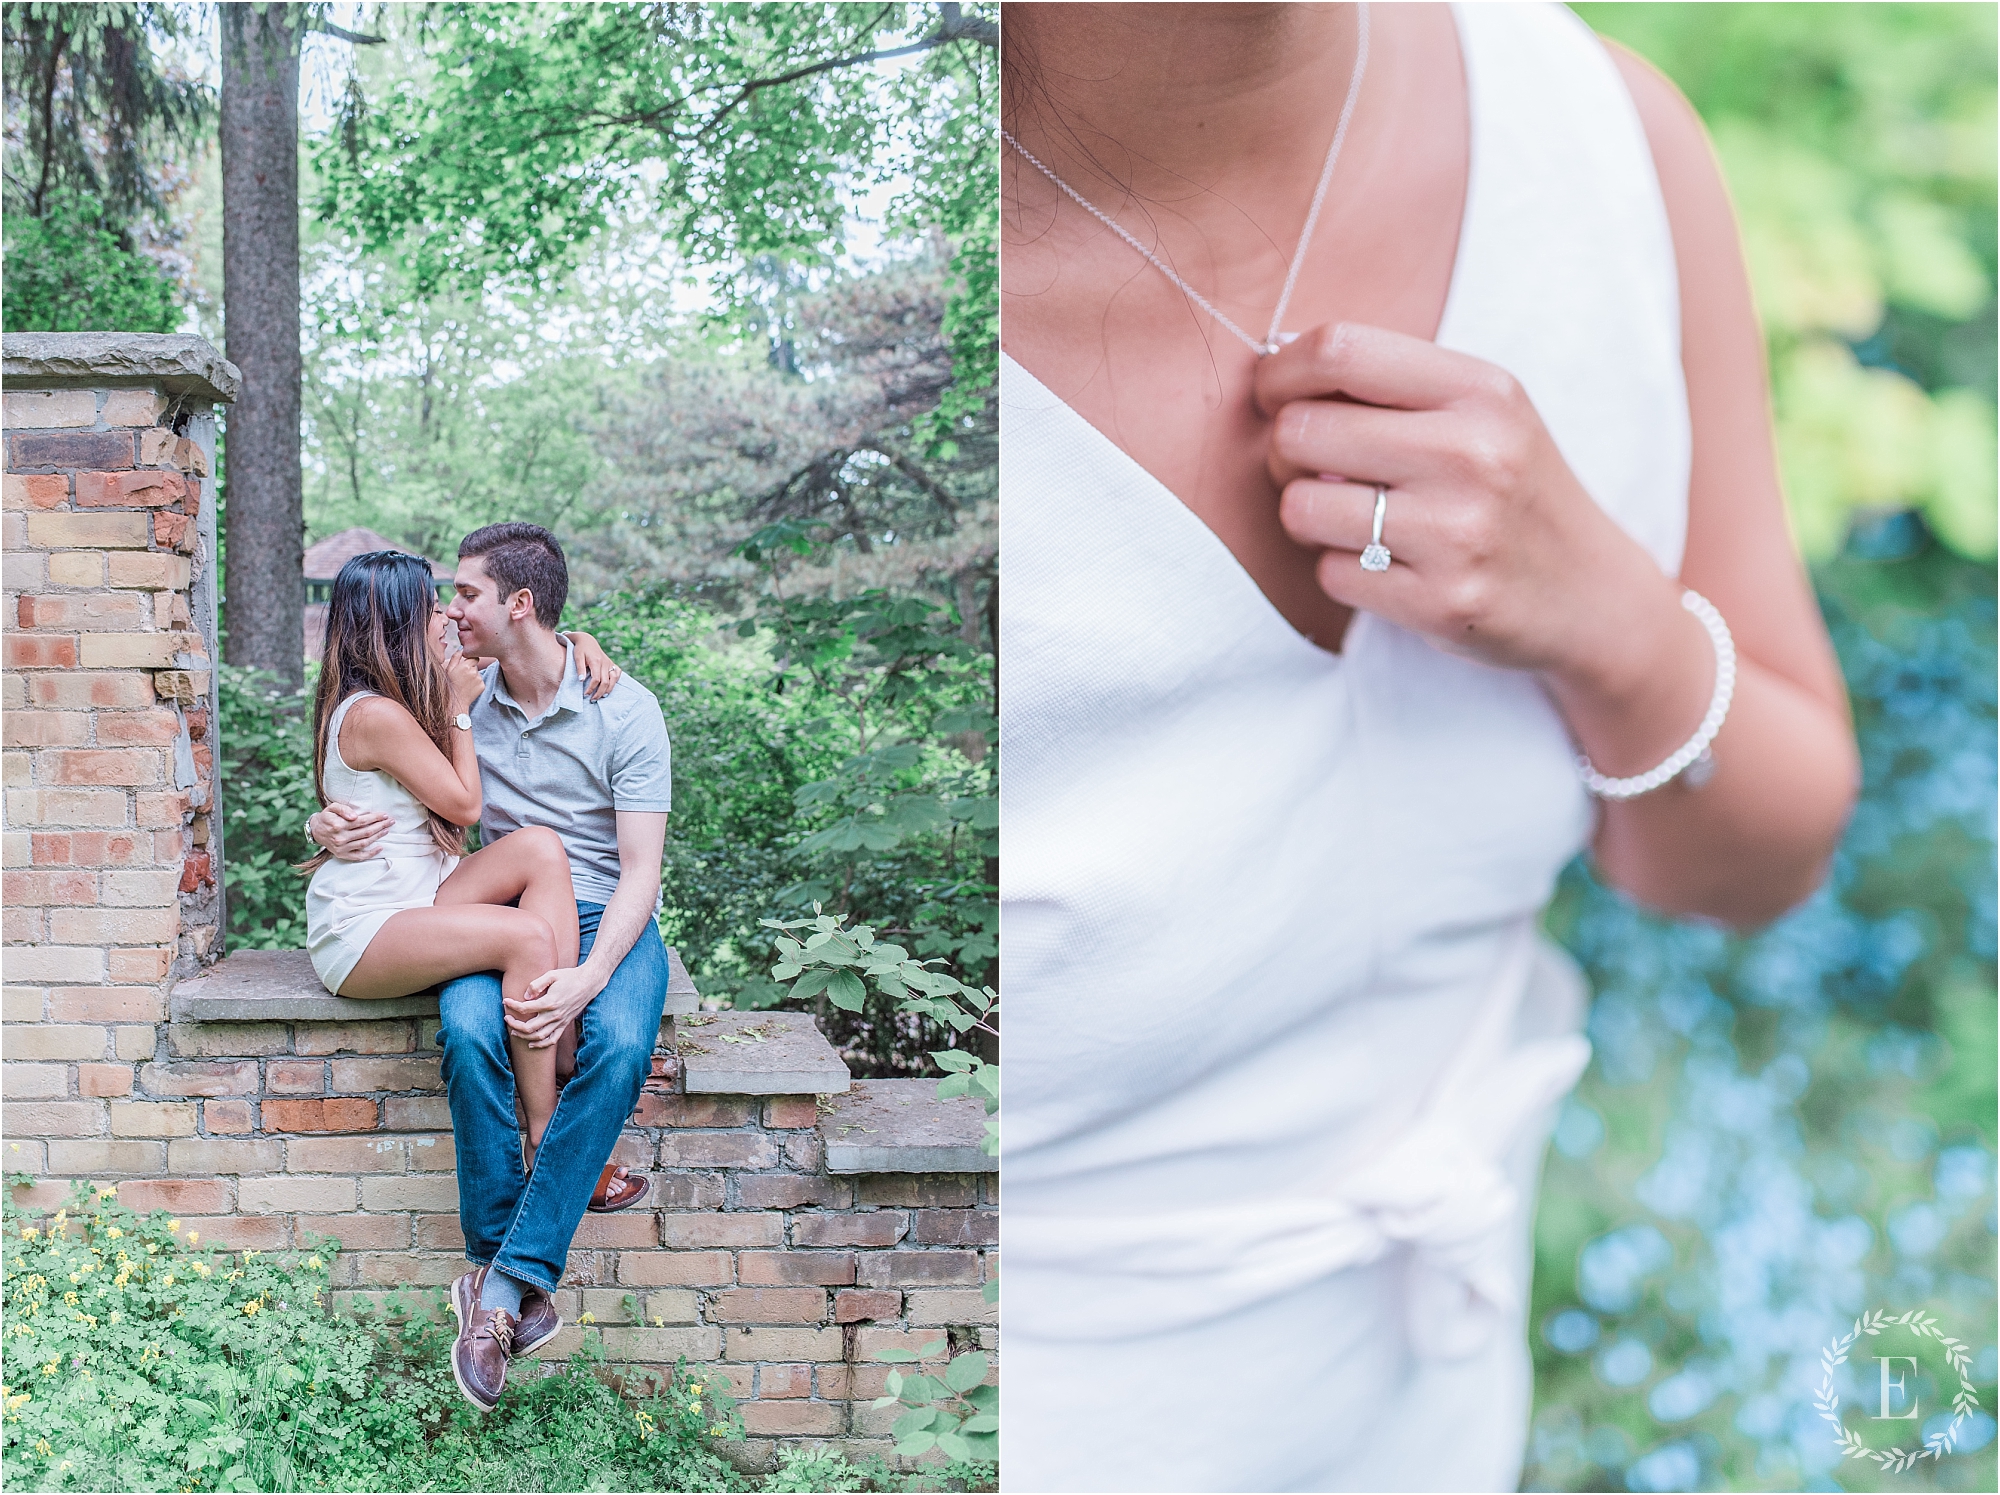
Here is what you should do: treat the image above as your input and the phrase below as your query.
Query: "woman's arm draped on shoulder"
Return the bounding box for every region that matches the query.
[1580,43,1859,922]
[337,661,486,828]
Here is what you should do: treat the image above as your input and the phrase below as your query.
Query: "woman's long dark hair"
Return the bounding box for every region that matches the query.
[301,550,465,870]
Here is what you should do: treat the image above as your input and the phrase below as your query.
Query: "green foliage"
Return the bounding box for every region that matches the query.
[1,190,181,333]
[869,1337,997,1468]
[0,1182,760,1494]
[1575,2,1997,559]
[215,666,318,950]
[311,2,997,426]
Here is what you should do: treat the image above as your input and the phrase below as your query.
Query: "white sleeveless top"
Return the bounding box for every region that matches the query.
[998,5,1688,1489]
[305,691,460,994]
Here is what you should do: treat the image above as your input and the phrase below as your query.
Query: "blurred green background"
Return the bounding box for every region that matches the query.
[1527,7,1996,1492]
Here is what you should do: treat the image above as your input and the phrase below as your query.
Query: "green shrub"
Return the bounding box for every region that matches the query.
[1,192,181,335]
[0,1182,749,1493]
[215,666,318,950]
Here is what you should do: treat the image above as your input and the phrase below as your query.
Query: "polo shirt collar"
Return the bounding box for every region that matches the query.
[487,636,586,723]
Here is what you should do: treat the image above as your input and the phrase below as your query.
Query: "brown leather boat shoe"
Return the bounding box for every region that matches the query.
[512,1281,562,1357]
[448,1267,516,1412]
[586,1163,650,1213]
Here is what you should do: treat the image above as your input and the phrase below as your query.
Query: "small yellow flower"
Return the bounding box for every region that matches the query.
[691,1383,704,1394]
[21,1228,37,1241]
[108,1312,120,1325]
[185,1232,197,1244]
[242,1299,260,1316]
[651,1315,664,1327]
[578,1312,596,1325]
[34,1437,49,1455]
[162,1275,175,1287]
[306,1256,322,1269]
[97,1188,115,1201]
[146,1242,159,1254]
[167,1220,179,1233]
[63,1292,77,1306]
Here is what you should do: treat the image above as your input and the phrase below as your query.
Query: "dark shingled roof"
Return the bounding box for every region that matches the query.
[302,527,452,582]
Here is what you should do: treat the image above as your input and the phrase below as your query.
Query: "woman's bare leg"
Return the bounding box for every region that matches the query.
[430,827,579,1163]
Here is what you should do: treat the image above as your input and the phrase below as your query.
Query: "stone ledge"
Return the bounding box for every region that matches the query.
[3,333,241,403]
[819,1078,994,1174]
[171,945,699,1023]
[675,1012,850,1096]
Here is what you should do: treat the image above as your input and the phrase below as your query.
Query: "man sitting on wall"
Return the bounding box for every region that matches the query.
[307,522,667,1411]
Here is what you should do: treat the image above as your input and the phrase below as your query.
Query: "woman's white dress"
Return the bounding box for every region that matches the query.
[997,5,1690,1490]
[305,691,460,994]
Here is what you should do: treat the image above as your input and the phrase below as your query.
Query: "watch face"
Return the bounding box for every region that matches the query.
[456,713,472,730]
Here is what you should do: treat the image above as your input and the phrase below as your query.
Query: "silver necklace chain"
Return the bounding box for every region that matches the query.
[1002,3,1370,359]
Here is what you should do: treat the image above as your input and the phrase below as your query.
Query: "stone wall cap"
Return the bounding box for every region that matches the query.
[172,944,698,1022]
[675,1012,850,1096]
[3,333,240,403]
[820,1077,995,1174]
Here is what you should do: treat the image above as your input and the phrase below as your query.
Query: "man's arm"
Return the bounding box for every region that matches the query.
[505,810,668,1048]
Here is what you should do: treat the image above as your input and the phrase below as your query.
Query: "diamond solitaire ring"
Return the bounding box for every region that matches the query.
[1360,486,1392,572]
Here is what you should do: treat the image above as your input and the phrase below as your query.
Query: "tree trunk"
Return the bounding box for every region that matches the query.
[220,4,304,687]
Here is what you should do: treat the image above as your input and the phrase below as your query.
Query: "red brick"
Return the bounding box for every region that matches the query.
[570,1211,660,1248]
[1,710,90,746]
[759,1364,813,1399]
[709,1288,827,1324]
[17,593,148,630]
[153,511,190,549]
[266,1059,325,1095]
[735,1175,852,1210]
[413,1214,465,1251]
[782,1133,821,1171]
[854,1251,981,1287]
[329,1056,441,1093]
[301,1215,411,1251]
[177,1214,289,1250]
[791,1213,907,1248]
[134,791,189,828]
[77,1064,133,1097]
[140,1061,256,1097]
[10,430,133,470]
[74,469,187,508]
[816,1363,893,1401]
[914,1209,996,1246]
[660,1213,782,1248]
[762,1096,818,1129]
[202,1099,252,1133]
[177,851,212,892]
[7,473,68,508]
[95,709,182,746]
[117,1177,229,1214]
[834,1289,901,1325]
[382,1097,451,1130]
[739,1252,856,1286]
[43,748,160,786]
[632,1094,754,1127]
[656,1133,778,1169]
[263,1098,378,1133]
[105,945,173,981]
[38,831,154,869]
[28,673,156,710]
[651,1174,726,1210]
[738,1402,843,1436]
[4,635,77,668]
[617,1250,733,1286]
[4,868,99,905]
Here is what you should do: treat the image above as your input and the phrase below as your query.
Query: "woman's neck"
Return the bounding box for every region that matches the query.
[1003,3,1363,214]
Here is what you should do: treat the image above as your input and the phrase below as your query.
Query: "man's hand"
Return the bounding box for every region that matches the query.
[504,966,606,1049]
[308,801,392,862]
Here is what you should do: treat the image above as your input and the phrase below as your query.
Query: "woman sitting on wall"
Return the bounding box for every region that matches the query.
[302,549,579,1171]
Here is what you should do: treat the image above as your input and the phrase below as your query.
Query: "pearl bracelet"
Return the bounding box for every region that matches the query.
[1577,589,1736,801]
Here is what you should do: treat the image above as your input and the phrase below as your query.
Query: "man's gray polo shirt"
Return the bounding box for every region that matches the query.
[470,638,671,905]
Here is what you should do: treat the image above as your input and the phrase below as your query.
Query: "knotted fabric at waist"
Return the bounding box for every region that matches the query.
[1003,923,1592,1360]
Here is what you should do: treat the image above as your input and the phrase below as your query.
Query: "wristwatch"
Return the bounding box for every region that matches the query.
[454,713,473,731]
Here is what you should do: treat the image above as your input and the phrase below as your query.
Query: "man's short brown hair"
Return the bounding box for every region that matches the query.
[458,523,568,629]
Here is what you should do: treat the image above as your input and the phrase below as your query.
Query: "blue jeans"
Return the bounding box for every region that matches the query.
[438,901,666,1292]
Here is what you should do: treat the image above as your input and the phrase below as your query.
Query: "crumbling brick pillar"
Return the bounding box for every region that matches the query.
[2,333,237,1059]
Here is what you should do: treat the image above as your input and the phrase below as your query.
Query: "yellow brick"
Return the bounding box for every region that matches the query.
[115,1026,158,1061]
[3,987,46,1022]
[47,552,104,587]
[3,1025,107,1061]
[4,1065,68,1099]
[24,512,152,549]
[3,946,105,983]
[101,869,181,908]
[108,1100,198,1137]
[79,634,177,669]
[106,552,190,590]
[3,390,97,428]
[100,389,165,427]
